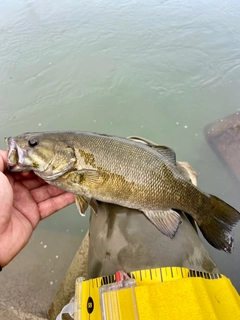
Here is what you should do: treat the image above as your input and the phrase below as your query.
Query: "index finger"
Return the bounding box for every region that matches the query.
[0,150,7,172]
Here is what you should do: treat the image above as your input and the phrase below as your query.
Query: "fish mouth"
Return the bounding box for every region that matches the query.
[5,137,27,172]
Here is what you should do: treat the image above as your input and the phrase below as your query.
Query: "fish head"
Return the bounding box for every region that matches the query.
[5,132,76,180]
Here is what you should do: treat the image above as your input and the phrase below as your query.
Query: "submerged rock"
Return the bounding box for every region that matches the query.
[205,112,240,183]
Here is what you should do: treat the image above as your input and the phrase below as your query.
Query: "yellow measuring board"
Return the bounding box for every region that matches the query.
[74,267,240,320]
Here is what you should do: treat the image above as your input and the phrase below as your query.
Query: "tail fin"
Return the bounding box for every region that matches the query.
[197,195,240,253]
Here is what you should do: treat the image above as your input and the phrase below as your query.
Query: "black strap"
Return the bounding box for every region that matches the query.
[0,266,2,271]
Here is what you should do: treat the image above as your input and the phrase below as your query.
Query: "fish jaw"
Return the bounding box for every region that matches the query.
[5,137,30,172]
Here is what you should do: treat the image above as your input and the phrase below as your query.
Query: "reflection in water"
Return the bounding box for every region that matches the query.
[0,0,240,311]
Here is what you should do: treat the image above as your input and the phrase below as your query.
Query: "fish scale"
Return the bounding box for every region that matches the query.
[72,134,187,208]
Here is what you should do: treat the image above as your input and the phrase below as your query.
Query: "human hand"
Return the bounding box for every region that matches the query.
[0,150,75,268]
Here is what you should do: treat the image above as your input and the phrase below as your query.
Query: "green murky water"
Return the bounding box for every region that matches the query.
[1,0,240,295]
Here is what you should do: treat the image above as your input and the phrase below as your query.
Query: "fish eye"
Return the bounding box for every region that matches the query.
[28,139,39,147]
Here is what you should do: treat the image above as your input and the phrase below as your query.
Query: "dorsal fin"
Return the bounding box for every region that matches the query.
[127,136,176,165]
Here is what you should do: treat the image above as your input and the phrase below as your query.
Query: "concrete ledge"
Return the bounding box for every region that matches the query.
[48,233,89,320]
[0,305,47,320]
[0,228,83,320]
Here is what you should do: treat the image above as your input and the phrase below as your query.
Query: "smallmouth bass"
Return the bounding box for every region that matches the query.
[6,131,240,253]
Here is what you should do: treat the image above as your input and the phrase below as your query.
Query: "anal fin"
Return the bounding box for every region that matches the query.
[143,209,182,238]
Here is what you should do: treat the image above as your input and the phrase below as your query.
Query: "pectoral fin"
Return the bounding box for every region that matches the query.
[143,209,182,238]
[75,195,90,216]
[71,169,107,186]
